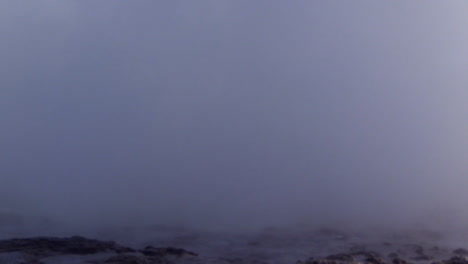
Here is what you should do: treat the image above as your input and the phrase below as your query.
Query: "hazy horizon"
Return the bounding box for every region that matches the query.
[1,1,467,234]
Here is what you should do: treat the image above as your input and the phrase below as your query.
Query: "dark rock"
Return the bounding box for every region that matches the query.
[94,246,200,264]
[365,256,387,264]
[0,236,135,258]
[103,255,156,264]
[22,260,45,264]
[219,257,245,264]
[139,246,198,257]
[250,260,269,264]
[442,256,468,264]
[392,257,408,264]
[299,259,338,264]
[301,254,356,264]
[302,251,393,264]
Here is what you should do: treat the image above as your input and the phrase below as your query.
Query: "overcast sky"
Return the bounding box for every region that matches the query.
[1,1,467,231]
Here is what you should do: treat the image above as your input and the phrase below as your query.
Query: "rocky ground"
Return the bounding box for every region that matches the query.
[2,227,468,264]
[0,236,199,264]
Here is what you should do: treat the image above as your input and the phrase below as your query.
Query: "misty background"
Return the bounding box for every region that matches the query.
[0,1,467,233]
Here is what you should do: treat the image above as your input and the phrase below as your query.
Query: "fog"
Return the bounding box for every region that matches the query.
[0,1,467,234]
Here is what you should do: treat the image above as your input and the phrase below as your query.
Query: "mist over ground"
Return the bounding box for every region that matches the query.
[1,1,467,236]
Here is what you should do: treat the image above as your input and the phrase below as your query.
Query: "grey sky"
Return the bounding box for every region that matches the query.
[1,1,467,231]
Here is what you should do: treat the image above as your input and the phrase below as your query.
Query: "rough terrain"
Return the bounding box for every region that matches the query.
[2,226,468,264]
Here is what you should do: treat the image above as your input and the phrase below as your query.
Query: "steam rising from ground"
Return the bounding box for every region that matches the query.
[0,1,467,235]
